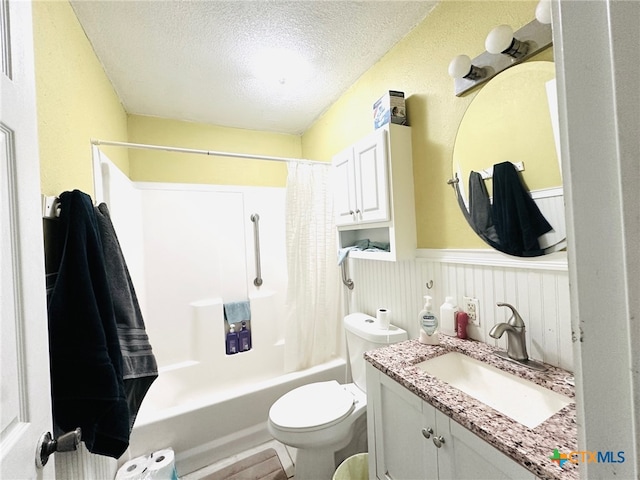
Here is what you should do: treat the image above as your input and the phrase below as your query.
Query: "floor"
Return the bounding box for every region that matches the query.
[181,440,297,480]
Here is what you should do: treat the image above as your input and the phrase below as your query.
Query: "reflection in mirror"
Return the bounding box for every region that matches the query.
[451,61,566,257]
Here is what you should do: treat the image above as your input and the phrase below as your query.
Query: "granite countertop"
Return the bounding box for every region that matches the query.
[364,335,578,480]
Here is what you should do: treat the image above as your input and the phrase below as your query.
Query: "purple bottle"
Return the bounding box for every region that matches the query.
[238,321,252,352]
[226,324,239,355]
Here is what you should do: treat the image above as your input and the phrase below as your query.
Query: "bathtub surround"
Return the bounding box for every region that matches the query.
[284,162,342,372]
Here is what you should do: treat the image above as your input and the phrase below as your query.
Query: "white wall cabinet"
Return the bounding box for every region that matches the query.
[366,363,537,480]
[332,124,416,261]
[333,128,390,226]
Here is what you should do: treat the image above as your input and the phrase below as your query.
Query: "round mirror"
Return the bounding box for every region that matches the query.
[451,61,565,257]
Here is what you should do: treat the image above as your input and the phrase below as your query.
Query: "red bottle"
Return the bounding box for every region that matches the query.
[456,311,468,339]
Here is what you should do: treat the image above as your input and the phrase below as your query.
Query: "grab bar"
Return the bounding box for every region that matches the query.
[341,261,354,290]
[250,214,263,286]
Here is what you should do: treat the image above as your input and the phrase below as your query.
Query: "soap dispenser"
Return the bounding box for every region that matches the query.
[418,295,440,345]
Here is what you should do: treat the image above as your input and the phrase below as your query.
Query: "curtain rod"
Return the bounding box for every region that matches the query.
[91,139,329,166]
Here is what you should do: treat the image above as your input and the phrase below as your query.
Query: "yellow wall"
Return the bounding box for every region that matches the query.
[127,115,301,187]
[33,0,129,197]
[302,0,553,249]
[33,0,553,249]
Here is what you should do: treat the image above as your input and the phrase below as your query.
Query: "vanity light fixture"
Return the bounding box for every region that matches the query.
[485,24,529,59]
[448,55,485,80]
[535,0,552,24]
[449,0,553,96]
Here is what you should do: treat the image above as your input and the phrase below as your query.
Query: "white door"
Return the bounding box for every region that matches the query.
[1,0,55,478]
[332,146,358,226]
[353,128,389,224]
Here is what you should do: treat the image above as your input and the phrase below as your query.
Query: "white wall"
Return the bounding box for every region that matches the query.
[554,0,639,475]
[133,182,288,368]
[98,153,289,369]
[346,249,572,371]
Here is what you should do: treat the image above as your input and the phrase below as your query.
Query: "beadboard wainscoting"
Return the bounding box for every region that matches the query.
[55,444,117,480]
[346,249,573,372]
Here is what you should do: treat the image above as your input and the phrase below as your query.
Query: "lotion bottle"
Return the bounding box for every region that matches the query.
[440,296,457,336]
[418,295,440,345]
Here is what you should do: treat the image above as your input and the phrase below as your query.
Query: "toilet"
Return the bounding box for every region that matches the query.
[267,312,407,479]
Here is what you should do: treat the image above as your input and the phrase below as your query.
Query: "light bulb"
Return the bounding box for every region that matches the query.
[535,0,552,24]
[448,55,472,79]
[485,24,515,54]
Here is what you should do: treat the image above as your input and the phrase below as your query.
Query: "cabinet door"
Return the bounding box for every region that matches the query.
[353,129,390,224]
[434,409,536,480]
[370,367,438,480]
[332,146,358,226]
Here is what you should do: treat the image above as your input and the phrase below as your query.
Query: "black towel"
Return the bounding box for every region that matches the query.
[491,162,553,256]
[95,203,158,430]
[468,171,500,245]
[47,190,130,458]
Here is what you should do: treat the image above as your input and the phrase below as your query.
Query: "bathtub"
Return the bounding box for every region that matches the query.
[96,156,347,476]
[128,356,346,476]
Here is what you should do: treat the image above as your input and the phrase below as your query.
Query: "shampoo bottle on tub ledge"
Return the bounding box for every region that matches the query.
[239,321,252,352]
[226,324,239,355]
[419,296,440,345]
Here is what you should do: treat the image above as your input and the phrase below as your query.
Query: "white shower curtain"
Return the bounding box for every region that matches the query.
[284,162,342,372]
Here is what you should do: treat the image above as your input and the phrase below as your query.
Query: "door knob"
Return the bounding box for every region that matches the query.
[432,435,445,448]
[36,428,82,468]
[421,427,433,439]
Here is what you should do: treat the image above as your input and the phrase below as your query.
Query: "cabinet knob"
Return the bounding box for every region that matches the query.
[432,435,445,448]
[421,427,433,439]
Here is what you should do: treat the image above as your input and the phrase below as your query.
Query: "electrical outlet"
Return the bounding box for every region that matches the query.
[463,296,480,326]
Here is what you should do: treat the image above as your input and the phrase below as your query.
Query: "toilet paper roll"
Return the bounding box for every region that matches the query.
[115,455,150,479]
[376,308,391,330]
[147,448,178,480]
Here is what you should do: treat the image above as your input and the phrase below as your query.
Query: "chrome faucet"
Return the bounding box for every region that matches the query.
[489,302,547,371]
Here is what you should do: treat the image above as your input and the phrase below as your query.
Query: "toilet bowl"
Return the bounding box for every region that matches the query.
[268,382,366,479]
[267,313,407,479]
[268,381,366,448]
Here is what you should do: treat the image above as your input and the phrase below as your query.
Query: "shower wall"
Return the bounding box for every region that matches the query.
[99,154,288,368]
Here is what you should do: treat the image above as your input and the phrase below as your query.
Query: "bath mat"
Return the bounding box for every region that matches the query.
[200,448,288,480]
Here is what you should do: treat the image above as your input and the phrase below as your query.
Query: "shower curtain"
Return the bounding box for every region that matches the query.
[284,162,342,371]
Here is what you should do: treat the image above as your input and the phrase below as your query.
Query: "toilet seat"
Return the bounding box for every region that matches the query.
[269,381,355,432]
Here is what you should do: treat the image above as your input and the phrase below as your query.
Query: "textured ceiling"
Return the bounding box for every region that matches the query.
[70,1,438,135]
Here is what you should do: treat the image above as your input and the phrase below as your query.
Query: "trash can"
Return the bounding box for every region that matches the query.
[332,453,369,480]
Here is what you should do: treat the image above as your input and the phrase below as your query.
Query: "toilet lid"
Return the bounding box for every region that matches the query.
[269,381,355,432]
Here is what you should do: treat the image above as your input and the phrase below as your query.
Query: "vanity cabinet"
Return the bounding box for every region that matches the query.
[332,124,416,261]
[366,363,537,480]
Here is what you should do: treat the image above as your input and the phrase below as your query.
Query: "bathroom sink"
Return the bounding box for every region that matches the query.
[416,352,572,429]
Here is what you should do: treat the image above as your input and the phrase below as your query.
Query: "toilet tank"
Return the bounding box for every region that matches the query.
[344,313,407,392]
